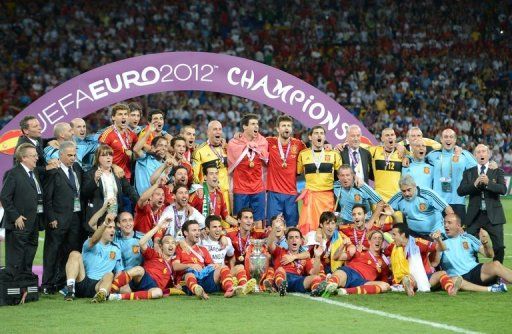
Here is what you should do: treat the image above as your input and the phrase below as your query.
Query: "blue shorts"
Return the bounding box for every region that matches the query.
[233,192,266,221]
[266,191,299,227]
[340,266,367,288]
[130,272,158,291]
[286,273,307,293]
[183,270,220,295]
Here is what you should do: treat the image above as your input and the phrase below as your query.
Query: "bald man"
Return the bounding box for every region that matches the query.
[458,144,507,263]
[70,118,99,171]
[43,122,74,162]
[426,129,477,223]
[192,121,231,224]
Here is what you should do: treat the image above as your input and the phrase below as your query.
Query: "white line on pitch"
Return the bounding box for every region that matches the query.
[292,293,483,334]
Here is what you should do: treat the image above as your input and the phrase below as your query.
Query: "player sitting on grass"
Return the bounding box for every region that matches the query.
[114,211,148,270]
[317,230,391,296]
[306,211,355,276]
[64,212,123,303]
[173,220,243,300]
[440,214,509,293]
[268,228,325,296]
[199,215,256,294]
[386,224,462,296]
[109,217,182,300]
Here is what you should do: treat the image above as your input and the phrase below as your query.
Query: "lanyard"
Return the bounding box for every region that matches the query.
[312,149,325,172]
[440,152,453,178]
[150,209,160,227]
[238,232,250,256]
[186,244,205,264]
[112,125,128,150]
[208,141,225,166]
[278,139,291,166]
[173,206,186,232]
[353,228,366,247]
[162,256,174,286]
[368,251,382,273]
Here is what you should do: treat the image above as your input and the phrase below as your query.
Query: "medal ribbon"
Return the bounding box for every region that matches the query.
[238,232,250,256]
[112,125,128,150]
[312,149,325,172]
[278,139,291,165]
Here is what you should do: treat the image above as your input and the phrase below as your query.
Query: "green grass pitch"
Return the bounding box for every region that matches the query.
[1,199,512,334]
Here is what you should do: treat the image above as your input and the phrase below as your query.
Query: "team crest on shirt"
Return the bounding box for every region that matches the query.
[132,245,140,254]
[424,167,430,174]
[462,241,469,250]
[354,194,362,202]
[419,203,427,212]
[291,145,298,154]
[325,155,331,162]
[368,260,372,265]
[109,251,116,260]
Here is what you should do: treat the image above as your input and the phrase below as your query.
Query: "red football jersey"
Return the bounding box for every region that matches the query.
[346,250,389,282]
[226,229,267,264]
[385,238,437,274]
[175,244,213,268]
[143,248,176,289]
[231,150,265,194]
[272,247,314,276]
[134,203,163,234]
[99,126,138,180]
[266,137,306,195]
[189,188,228,219]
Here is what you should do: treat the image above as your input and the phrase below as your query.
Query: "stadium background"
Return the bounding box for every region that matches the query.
[0,1,511,333]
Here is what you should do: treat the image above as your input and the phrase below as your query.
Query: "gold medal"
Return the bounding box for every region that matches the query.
[238,255,245,262]
[282,162,287,168]
[249,161,254,168]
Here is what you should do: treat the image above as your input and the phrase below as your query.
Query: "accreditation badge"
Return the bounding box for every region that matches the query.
[73,197,81,212]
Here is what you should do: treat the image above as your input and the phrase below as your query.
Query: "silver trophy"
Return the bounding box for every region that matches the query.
[249,239,267,293]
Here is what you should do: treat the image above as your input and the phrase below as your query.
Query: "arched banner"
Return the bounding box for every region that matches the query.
[0,52,376,184]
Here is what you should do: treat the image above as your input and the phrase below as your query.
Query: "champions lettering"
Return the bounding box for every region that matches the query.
[227,67,349,141]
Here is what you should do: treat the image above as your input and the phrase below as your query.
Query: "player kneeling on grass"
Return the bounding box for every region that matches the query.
[109,218,182,300]
[315,230,390,296]
[268,228,325,296]
[199,215,256,294]
[386,224,462,296]
[173,220,240,299]
[440,214,509,293]
[64,213,123,302]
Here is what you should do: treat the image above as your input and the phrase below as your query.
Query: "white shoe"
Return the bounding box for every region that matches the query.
[108,293,121,301]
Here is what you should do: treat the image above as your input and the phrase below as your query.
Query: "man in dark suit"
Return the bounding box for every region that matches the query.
[1,143,44,273]
[336,124,372,183]
[42,141,84,293]
[15,116,46,168]
[457,144,507,263]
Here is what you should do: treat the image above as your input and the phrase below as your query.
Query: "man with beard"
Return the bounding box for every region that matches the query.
[368,128,406,202]
[137,109,172,152]
[200,215,256,295]
[269,228,325,296]
[70,118,99,172]
[133,181,167,234]
[180,125,196,163]
[402,139,434,189]
[173,220,238,299]
[150,137,193,189]
[266,115,306,227]
[99,103,140,182]
[334,165,383,224]
[227,114,269,227]
[319,230,391,296]
[133,131,168,195]
[128,102,143,135]
[340,204,391,253]
[297,126,341,234]
[306,212,354,279]
[458,144,507,263]
[426,128,477,223]
[192,121,230,217]
[189,165,237,226]
[157,184,205,241]
[398,127,441,154]
[389,175,454,239]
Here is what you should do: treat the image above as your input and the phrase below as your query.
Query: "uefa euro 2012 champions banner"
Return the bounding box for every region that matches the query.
[0,52,376,185]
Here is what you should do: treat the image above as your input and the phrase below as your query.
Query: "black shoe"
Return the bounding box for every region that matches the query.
[64,285,75,301]
[310,280,327,297]
[41,286,56,295]
[279,280,288,297]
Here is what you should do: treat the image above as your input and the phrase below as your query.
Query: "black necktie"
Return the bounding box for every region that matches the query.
[480,165,486,175]
[68,167,77,195]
